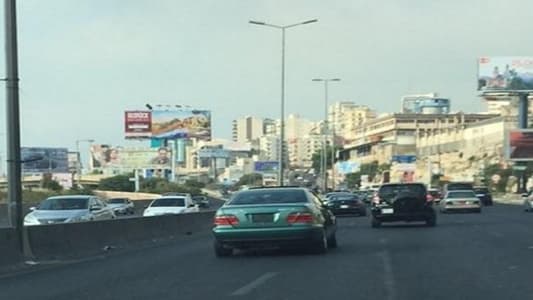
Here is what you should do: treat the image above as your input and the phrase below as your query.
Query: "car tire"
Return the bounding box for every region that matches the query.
[327,233,338,249]
[214,241,232,257]
[312,231,328,254]
[360,209,367,217]
[371,217,381,228]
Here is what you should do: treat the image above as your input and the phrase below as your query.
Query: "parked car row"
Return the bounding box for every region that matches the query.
[24,192,210,226]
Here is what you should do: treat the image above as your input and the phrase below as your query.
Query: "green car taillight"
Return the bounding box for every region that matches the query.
[286,212,314,224]
[214,215,239,226]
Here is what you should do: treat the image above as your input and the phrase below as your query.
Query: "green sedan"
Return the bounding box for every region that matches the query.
[212,187,337,257]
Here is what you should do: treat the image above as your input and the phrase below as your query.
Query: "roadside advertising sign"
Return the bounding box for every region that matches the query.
[125,111,152,139]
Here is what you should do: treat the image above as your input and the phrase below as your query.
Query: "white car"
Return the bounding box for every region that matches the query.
[143,196,200,217]
[440,190,481,213]
[24,195,116,226]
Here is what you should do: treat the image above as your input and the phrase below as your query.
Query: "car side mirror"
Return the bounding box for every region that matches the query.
[29,206,36,211]
[522,193,529,198]
[90,205,101,211]
[188,204,196,208]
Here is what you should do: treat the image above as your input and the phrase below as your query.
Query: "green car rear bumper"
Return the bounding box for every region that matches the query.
[213,225,324,249]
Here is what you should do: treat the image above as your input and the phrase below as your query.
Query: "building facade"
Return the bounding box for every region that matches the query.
[328,102,376,145]
[232,116,265,144]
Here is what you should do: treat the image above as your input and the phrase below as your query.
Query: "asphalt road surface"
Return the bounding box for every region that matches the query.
[2,203,533,300]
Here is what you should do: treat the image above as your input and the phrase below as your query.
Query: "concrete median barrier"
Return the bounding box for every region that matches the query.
[0,228,22,268]
[27,211,215,260]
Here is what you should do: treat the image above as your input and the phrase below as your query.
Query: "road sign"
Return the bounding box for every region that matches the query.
[512,165,527,171]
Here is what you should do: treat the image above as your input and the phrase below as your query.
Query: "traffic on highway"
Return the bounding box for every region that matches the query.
[2,1,533,300]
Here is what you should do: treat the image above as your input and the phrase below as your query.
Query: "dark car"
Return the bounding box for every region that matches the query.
[192,195,210,208]
[371,183,436,228]
[473,186,493,206]
[326,193,367,216]
[353,191,371,204]
[444,182,474,193]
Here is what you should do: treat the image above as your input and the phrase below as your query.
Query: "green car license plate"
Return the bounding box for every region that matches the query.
[252,213,274,223]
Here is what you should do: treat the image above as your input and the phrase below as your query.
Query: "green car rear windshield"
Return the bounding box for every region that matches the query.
[229,189,308,205]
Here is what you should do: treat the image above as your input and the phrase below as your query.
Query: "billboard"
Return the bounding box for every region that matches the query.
[124,111,152,139]
[254,161,279,173]
[391,155,417,163]
[90,145,172,170]
[506,129,533,161]
[391,163,416,183]
[21,147,69,173]
[151,109,211,140]
[335,161,360,174]
[478,57,533,92]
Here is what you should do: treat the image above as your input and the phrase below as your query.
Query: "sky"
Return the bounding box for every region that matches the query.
[2,0,533,172]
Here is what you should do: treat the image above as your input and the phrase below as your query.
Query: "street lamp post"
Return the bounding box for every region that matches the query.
[312,78,341,192]
[76,139,94,188]
[249,18,318,186]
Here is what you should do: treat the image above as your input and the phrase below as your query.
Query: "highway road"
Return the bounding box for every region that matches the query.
[1,203,533,300]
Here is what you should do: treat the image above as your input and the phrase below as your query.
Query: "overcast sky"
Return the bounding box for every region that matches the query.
[1,0,533,161]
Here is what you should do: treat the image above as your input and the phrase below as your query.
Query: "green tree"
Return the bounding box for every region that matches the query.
[98,174,135,192]
[235,173,263,187]
[311,145,340,172]
[139,177,202,195]
[345,172,361,189]
[184,179,206,189]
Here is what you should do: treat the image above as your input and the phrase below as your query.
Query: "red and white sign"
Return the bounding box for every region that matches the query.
[125,111,152,139]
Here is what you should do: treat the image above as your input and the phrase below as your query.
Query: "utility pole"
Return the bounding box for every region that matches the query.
[4,0,23,253]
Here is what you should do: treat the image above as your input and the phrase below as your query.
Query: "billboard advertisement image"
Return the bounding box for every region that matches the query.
[90,145,172,170]
[335,161,360,174]
[21,147,69,173]
[506,129,533,161]
[254,161,279,173]
[124,111,152,139]
[478,57,533,91]
[151,109,211,140]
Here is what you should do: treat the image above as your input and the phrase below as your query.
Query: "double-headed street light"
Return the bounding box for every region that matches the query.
[76,139,94,188]
[312,78,341,192]
[249,18,318,186]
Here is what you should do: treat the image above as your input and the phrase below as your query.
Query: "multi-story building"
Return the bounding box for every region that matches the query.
[328,102,376,144]
[338,113,499,173]
[416,116,518,182]
[232,116,265,144]
[259,135,281,162]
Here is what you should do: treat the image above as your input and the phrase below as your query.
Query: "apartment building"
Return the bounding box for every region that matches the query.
[328,102,376,144]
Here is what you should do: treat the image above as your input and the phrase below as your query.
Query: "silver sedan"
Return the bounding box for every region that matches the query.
[440,190,482,213]
[24,195,116,226]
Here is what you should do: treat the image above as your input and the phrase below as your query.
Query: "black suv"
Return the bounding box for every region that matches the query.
[371,183,436,228]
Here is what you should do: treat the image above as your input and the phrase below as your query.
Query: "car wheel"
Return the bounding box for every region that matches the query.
[327,232,338,249]
[371,217,381,228]
[312,230,328,254]
[360,209,367,217]
[214,241,232,257]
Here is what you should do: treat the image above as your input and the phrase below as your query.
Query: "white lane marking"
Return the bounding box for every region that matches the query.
[231,272,278,296]
[378,251,396,300]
